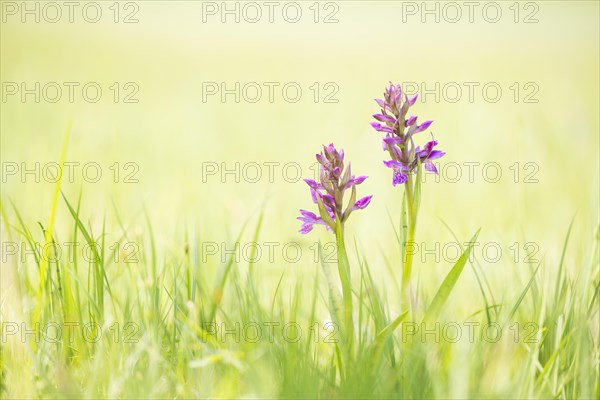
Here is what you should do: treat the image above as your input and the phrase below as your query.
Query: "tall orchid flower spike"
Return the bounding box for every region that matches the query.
[371,82,445,186]
[371,82,445,292]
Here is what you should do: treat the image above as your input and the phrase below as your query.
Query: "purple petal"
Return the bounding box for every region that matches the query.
[414,120,433,133]
[299,209,317,218]
[371,122,394,133]
[383,136,404,146]
[324,143,336,156]
[408,94,418,106]
[424,140,438,152]
[392,169,408,186]
[424,162,438,174]
[298,209,319,221]
[348,175,368,187]
[299,223,313,234]
[383,160,402,169]
[321,194,335,210]
[382,136,404,150]
[373,114,396,124]
[353,195,373,210]
[416,140,439,157]
[389,144,403,160]
[395,90,402,106]
[405,115,418,127]
[416,138,445,162]
[375,98,385,108]
[304,179,321,189]
[426,150,445,161]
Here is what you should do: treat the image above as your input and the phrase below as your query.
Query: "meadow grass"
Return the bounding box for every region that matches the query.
[0,173,598,398]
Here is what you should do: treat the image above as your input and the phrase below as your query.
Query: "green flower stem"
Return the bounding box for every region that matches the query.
[402,173,418,291]
[335,218,354,359]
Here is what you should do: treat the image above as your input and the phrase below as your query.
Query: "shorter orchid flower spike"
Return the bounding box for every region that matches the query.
[297,144,372,234]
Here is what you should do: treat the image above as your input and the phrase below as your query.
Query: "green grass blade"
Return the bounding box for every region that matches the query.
[505,260,542,323]
[368,311,408,369]
[33,120,71,325]
[423,229,480,323]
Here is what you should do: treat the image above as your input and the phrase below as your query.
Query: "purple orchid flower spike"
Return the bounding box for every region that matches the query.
[371,82,447,292]
[372,82,445,185]
[297,144,372,234]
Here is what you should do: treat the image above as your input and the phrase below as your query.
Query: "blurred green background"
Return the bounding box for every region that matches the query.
[1,0,598,307]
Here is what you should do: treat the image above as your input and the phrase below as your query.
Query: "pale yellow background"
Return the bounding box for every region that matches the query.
[1,1,599,301]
